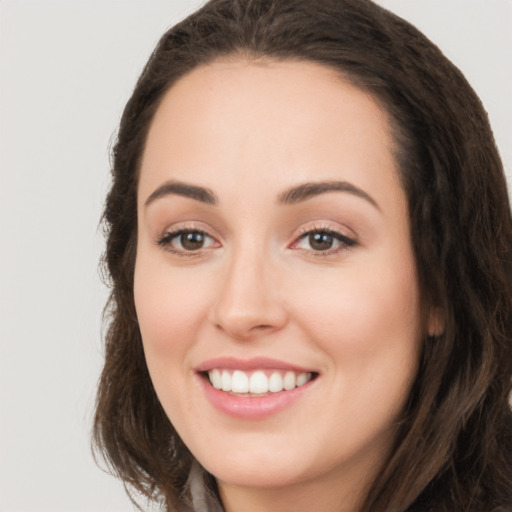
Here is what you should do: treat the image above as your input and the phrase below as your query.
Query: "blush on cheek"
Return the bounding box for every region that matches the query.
[299,271,420,360]
[135,253,183,330]
[137,294,193,352]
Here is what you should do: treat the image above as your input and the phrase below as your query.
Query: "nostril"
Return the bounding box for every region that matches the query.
[250,324,273,331]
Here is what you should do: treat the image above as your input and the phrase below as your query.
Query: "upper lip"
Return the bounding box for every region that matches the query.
[195,356,316,373]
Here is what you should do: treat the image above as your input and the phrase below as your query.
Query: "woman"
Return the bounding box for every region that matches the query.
[93,0,512,510]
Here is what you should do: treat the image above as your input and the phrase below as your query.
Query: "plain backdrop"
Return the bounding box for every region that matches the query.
[1,1,511,511]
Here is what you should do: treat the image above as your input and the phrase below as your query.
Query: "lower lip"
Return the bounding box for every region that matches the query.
[198,375,314,420]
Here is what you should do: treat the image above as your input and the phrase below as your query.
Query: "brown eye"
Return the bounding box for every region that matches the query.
[293,229,356,254]
[309,232,334,251]
[157,229,217,254]
[179,231,206,251]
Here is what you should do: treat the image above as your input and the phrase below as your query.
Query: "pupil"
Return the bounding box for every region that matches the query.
[181,232,204,250]
[309,232,334,251]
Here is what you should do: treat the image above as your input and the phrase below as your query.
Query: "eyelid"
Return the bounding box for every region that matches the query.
[154,221,222,256]
[289,222,358,254]
[153,220,357,257]
[155,220,221,240]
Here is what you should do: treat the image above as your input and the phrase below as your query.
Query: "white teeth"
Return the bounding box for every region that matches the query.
[249,371,269,394]
[268,372,283,392]
[283,371,296,391]
[296,372,309,387]
[207,369,313,394]
[210,369,222,389]
[231,370,249,393]
[221,371,231,391]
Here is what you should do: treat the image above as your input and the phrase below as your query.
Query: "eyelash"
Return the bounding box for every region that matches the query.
[292,224,357,256]
[155,224,357,257]
[156,226,217,257]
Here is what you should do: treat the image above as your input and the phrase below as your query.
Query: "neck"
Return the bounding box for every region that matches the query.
[217,461,377,512]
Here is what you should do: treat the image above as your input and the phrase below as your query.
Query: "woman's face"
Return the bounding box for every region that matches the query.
[135,60,432,504]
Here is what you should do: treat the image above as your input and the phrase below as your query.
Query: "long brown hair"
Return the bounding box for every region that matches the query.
[93,1,512,510]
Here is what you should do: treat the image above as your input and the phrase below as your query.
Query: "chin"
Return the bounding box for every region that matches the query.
[202,456,310,489]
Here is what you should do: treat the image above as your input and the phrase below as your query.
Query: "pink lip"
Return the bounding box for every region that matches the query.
[198,375,315,420]
[195,356,313,373]
[195,357,318,420]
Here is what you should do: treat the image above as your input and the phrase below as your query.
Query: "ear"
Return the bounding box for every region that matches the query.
[427,305,445,337]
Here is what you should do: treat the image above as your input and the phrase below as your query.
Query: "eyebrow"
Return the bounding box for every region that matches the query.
[144,180,218,207]
[278,180,380,210]
[144,179,379,211]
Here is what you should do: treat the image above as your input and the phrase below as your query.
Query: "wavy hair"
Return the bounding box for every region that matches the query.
[93,1,512,510]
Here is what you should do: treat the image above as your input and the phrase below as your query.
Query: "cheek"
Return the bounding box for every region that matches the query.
[292,253,422,383]
[133,253,213,369]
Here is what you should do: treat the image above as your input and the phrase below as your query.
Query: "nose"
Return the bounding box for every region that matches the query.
[209,248,288,340]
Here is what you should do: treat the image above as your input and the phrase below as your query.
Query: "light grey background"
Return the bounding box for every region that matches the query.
[1,1,510,511]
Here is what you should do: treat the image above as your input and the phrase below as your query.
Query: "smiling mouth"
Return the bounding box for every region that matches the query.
[204,369,317,396]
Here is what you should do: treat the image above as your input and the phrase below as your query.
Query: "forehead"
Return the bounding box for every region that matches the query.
[138,59,403,212]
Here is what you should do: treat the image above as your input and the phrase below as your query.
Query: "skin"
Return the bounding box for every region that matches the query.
[134,59,436,512]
